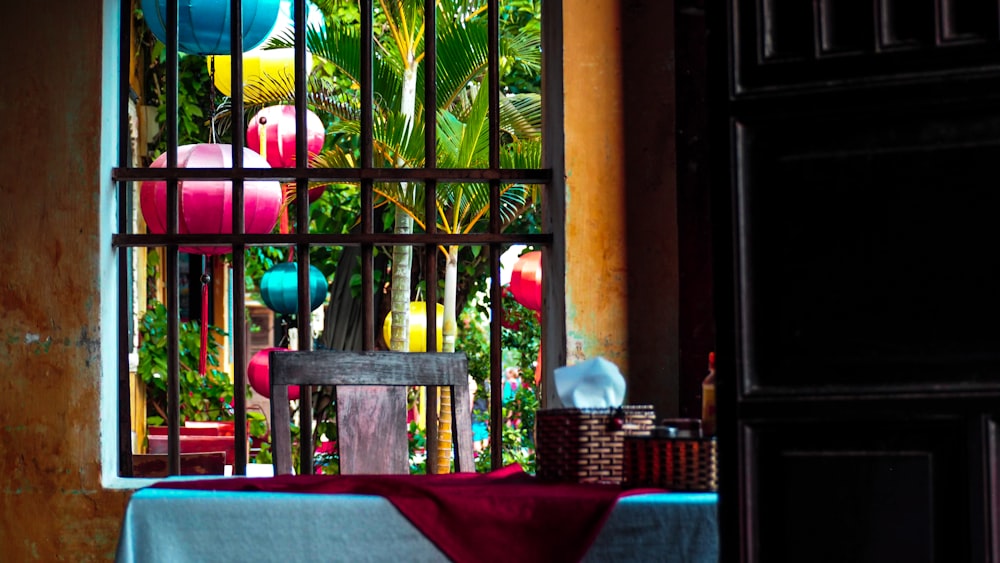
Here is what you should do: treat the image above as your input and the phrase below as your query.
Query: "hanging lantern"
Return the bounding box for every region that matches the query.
[248,347,299,400]
[382,302,444,352]
[207,48,314,98]
[260,262,328,315]
[247,105,325,168]
[509,250,542,312]
[139,144,283,255]
[205,1,323,95]
[140,0,282,55]
[247,105,328,200]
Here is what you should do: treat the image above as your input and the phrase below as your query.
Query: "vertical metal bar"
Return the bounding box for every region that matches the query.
[423,0,441,472]
[488,0,501,169]
[229,0,249,476]
[488,243,503,471]
[117,0,134,477]
[424,0,438,359]
[487,0,504,471]
[296,242,313,474]
[541,0,566,410]
[164,0,182,477]
[361,0,375,353]
[293,0,315,478]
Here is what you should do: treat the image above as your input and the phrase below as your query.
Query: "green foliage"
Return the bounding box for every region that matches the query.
[136,299,234,424]
[454,284,541,473]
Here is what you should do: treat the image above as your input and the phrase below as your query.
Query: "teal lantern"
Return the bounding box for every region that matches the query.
[141,0,282,55]
[260,263,328,315]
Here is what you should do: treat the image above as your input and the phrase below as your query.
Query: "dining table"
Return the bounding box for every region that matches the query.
[114,464,718,563]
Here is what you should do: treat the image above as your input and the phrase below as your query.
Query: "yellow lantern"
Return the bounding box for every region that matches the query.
[207,48,313,98]
[383,302,444,352]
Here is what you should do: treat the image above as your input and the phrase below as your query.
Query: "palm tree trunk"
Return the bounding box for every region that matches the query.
[434,244,460,473]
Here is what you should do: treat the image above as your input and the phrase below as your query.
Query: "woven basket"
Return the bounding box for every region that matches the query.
[622,435,717,491]
[535,405,656,484]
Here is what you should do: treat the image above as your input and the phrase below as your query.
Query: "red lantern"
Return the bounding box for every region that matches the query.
[139,144,283,255]
[509,250,542,311]
[248,347,300,400]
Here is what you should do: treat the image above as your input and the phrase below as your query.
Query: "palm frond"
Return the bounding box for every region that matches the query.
[500,93,541,141]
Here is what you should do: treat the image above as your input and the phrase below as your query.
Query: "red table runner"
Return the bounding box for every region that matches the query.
[152,465,662,563]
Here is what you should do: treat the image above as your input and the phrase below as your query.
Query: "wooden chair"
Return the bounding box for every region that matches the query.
[269,350,475,476]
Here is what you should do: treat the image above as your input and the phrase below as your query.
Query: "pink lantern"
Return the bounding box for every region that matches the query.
[509,250,542,312]
[248,347,300,400]
[139,144,283,255]
[247,105,326,168]
[247,105,327,201]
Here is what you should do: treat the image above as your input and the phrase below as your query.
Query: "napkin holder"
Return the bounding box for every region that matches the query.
[535,405,656,484]
[622,422,718,491]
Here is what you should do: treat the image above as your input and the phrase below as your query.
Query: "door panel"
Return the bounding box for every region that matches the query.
[737,104,1000,392]
[711,2,1000,561]
[747,416,973,562]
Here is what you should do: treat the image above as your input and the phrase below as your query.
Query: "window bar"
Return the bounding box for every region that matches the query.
[423,0,441,473]
[488,242,503,470]
[542,0,565,409]
[487,0,504,471]
[229,0,249,476]
[361,0,375,354]
[291,0,315,477]
[117,0,135,477]
[163,0,183,477]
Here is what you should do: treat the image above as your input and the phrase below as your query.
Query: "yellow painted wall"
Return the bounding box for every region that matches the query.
[563,0,629,369]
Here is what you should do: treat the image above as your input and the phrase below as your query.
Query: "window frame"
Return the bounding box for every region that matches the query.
[107,0,564,481]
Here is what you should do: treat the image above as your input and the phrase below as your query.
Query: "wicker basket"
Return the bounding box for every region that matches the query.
[535,405,656,484]
[622,435,717,491]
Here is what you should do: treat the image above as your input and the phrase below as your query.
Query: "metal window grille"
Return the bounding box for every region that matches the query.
[114,0,559,477]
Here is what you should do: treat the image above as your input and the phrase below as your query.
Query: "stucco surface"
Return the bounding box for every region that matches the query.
[563,0,630,371]
[0,1,130,560]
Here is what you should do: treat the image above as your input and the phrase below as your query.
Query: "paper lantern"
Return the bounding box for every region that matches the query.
[260,262,328,315]
[207,48,314,97]
[247,105,325,168]
[509,250,542,311]
[382,302,444,352]
[139,144,283,255]
[141,0,282,55]
[248,347,299,400]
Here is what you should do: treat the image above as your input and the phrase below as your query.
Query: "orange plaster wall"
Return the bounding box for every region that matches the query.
[562,0,630,370]
[0,1,130,561]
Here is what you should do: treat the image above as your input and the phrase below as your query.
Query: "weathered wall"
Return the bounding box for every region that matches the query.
[0,1,130,560]
[563,0,629,369]
[563,0,679,416]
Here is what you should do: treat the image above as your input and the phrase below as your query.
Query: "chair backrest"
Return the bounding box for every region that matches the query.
[269,350,475,476]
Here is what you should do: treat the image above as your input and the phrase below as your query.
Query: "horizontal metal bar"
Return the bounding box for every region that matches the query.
[112,167,552,184]
[113,232,553,248]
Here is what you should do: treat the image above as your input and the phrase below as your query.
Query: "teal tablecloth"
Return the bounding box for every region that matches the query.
[116,486,718,562]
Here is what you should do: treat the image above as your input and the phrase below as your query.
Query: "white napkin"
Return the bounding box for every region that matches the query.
[553,357,626,409]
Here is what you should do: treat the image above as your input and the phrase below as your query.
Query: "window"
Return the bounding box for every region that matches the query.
[112,0,559,477]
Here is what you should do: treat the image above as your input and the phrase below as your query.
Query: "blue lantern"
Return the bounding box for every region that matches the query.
[260,263,328,315]
[141,0,283,55]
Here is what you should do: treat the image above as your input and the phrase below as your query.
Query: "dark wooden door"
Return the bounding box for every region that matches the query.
[710,2,1000,561]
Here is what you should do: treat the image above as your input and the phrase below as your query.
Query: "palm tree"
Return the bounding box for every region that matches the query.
[378,74,541,471]
[241,0,542,472]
